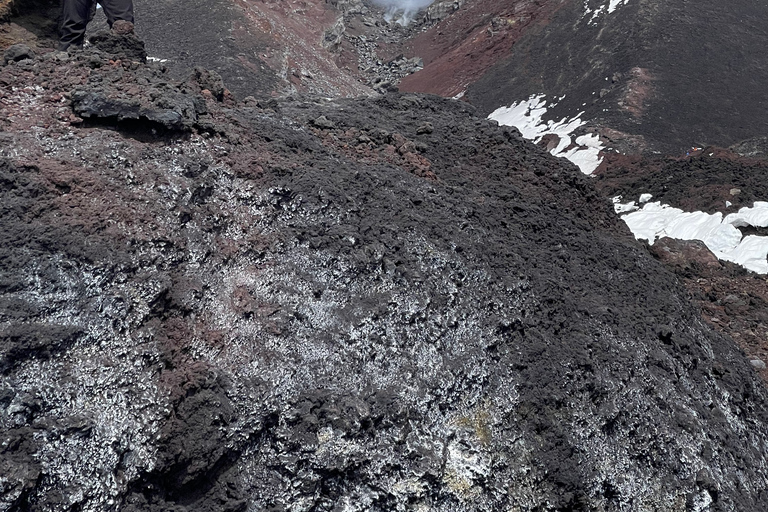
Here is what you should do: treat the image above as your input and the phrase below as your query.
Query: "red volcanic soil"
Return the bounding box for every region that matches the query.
[397,0,563,97]
[83,0,373,99]
[649,237,768,382]
[230,0,372,97]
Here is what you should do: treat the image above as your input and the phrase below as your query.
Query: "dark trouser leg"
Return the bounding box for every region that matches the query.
[98,0,134,27]
[59,0,95,50]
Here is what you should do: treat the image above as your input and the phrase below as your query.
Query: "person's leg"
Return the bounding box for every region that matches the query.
[88,1,97,23]
[59,0,94,50]
[98,0,134,27]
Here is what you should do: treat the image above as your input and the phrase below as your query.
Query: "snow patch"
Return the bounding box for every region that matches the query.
[607,0,630,13]
[724,236,768,275]
[724,201,768,228]
[612,196,639,213]
[583,0,631,24]
[489,94,604,174]
[616,198,768,274]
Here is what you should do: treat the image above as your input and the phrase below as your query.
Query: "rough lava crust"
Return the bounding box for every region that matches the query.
[1,25,768,512]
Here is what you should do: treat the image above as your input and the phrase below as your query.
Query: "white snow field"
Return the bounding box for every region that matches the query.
[615,198,768,274]
[489,94,604,175]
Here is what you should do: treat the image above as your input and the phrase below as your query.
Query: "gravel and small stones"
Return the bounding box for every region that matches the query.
[333,3,453,91]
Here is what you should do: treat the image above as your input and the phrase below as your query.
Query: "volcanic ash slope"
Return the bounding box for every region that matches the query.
[467,0,768,155]
[1,51,768,511]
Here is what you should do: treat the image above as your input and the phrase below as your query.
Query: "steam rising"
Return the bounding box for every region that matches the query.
[372,0,436,26]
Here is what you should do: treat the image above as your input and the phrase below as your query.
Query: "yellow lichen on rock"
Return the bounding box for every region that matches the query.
[454,407,493,446]
[443,466,481,500]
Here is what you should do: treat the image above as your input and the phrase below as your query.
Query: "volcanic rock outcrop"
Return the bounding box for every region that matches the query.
[2,32,768,512]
